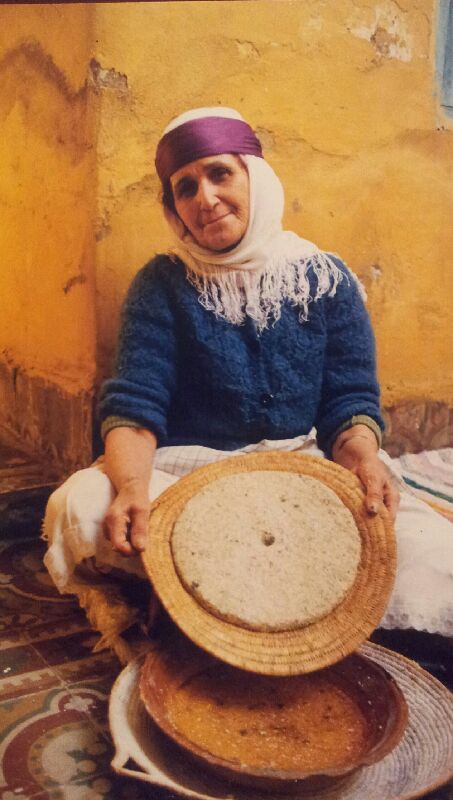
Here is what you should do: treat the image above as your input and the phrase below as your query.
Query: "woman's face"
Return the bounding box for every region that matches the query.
[170,154,249,251]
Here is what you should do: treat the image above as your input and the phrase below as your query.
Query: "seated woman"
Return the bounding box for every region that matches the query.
[44,107,453,656]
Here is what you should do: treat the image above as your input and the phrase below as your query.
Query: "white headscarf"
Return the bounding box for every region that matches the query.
[162,107,344,330]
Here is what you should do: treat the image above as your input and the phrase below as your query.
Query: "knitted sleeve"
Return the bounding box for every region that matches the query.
[315,258,384,453]
[98,258,178,446]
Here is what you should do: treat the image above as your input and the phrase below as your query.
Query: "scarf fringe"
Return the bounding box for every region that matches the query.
[184,252,345,332]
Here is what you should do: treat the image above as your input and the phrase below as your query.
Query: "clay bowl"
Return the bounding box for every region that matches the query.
[139,634,408,791]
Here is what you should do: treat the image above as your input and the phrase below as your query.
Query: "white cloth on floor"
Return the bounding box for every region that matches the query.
[43,433,453,636]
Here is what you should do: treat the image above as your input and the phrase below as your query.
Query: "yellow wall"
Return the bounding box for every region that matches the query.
[0,3,97,394]
[1,0,452,459]
[94,0,453,407]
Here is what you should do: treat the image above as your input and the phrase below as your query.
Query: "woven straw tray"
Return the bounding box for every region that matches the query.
[109,642,453,800]
[142,453,396,675]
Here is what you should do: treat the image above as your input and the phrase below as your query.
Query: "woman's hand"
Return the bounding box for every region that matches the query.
[331,426,400,521]
[102,426,157,556]
[103,479,150,556]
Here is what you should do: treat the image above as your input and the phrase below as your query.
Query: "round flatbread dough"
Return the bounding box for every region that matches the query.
[171,470,361,631]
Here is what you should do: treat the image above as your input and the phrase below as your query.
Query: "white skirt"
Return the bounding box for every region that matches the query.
[43,433,453,639]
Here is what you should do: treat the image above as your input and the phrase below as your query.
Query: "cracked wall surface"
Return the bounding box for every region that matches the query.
[0,4,97,394]
[94,0,453,409]
[0,4,97,471]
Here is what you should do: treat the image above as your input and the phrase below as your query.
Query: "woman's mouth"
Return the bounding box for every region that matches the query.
[203,213,231,228]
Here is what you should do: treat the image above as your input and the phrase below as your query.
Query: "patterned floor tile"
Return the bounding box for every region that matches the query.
[32,631,119,686]
[65,675,117,739]
[0,645,62,703]
[0,685,114,798]
[0,539,84,654]
[0,540,67,602]
[0,644,48,677]
[0,595,87,651]
[33,631,106,668]
[21,614,92,648]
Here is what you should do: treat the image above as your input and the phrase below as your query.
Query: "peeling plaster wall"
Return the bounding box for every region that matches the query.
[94,0,453,407]
[0,5,97,472]
[0,4,97,394]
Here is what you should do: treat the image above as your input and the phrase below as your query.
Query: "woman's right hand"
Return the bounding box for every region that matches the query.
[102,478,150,556]
[102,425,157,557]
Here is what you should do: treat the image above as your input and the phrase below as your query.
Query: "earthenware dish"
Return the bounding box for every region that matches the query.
[109,642,453,800]
[138,633,408,790]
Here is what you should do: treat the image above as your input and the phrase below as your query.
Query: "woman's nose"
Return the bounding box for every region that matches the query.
[197,179,218,209]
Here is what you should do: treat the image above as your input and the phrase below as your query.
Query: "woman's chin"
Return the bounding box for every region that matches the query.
[202,231,244,253]
[197,218,247,253]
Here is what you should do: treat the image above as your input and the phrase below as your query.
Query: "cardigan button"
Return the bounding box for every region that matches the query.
[260,393,274,407]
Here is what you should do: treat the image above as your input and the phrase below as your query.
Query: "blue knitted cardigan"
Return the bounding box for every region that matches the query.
[98,254,384,452]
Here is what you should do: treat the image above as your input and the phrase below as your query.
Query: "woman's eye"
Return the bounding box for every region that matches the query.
[211,167,230,181]
[177,180,197,199]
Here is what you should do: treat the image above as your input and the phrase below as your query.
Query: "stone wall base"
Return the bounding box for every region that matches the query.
[0,360,93,494]
[383,401,453,458]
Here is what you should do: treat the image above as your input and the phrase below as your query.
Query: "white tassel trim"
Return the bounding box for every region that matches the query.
[183,252,345,331]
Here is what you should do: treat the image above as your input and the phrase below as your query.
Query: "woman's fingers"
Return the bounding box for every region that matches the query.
[103,508,134,555]
[356,460,400,523]
[102,494,150,556]
[383,479,400,521]
[363,472,384,515]
[129,504,149,552]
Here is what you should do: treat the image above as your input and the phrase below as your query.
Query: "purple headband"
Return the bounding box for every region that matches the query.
[155,116,263,184]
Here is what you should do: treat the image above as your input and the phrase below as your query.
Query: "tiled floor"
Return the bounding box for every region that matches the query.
[0,538,159,800]
[0,537,451,800]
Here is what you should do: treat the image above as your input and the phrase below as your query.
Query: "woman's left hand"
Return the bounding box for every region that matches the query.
[331,428,400,522]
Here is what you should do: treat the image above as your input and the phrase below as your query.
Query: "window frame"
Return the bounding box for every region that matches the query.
[437,0,453,114]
